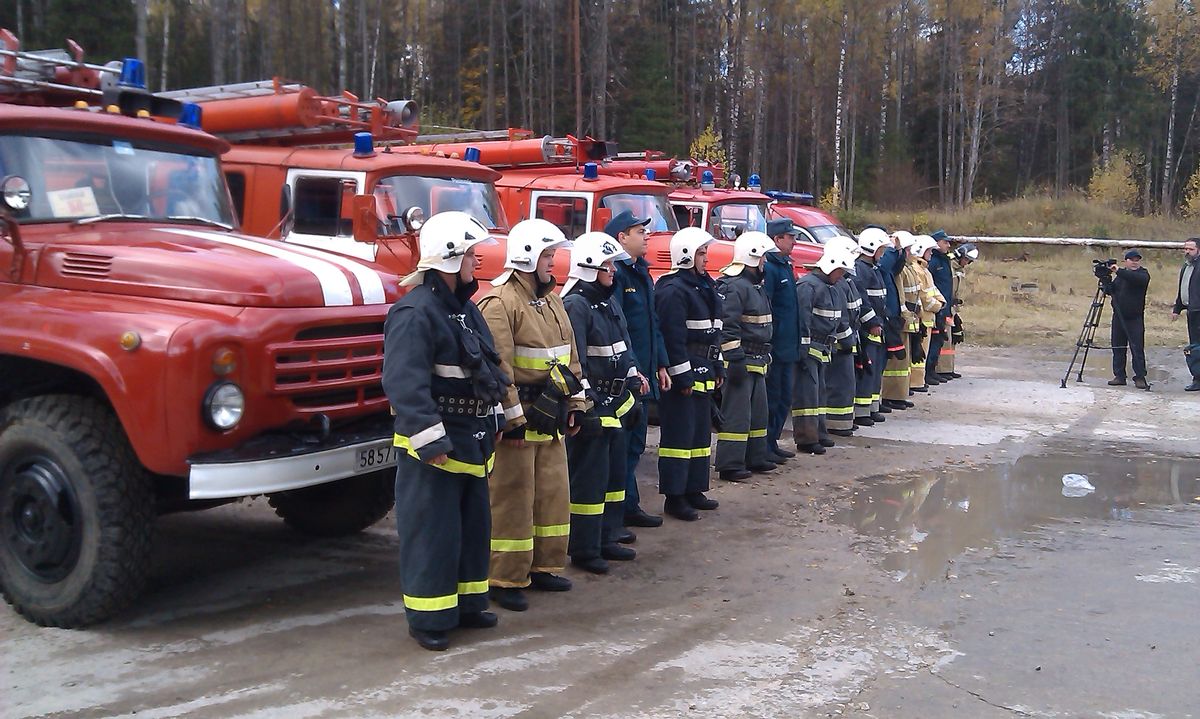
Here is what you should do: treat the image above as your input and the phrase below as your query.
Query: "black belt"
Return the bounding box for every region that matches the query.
[516,384,545,403]
[591,377,627,396]
[743,341,772,356]
[437,395,492,417]
[686,343,720,360]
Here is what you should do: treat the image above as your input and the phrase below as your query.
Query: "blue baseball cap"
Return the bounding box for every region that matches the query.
[766,218,798,237]
[931,229,949,242]
[1124,249,1142,260]
[604,210,650,238]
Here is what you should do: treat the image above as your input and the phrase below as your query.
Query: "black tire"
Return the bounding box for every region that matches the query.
[267,470,394,537]
[0,395,154,627]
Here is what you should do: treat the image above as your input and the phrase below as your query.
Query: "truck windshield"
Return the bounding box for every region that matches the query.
[373,175,508,231]
[806,224,855,243]
[710,202,769,240]
[0,133,234,225]
[600,193,679,233]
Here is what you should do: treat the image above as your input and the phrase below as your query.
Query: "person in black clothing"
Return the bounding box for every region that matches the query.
[1171,238,1200,391]
[1101,249,1151,390]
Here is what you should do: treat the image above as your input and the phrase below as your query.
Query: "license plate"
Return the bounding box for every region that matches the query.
[356,441,398,471]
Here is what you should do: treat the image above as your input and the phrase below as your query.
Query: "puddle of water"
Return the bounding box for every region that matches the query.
[835,454,1200,582]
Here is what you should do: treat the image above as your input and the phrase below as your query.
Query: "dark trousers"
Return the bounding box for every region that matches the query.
[855,339,885,417]
[623,399,649,513]
[791,353,829,447]
[765,359,796,453]
[657,387,712,496]
[926,317,947,379]
[394,455,490,631]
[566,428,627,560]
[715,362,770,471]
[1111,313,1146,380]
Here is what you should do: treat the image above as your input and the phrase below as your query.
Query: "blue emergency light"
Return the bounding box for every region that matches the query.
[645,168,656,181]
[464,146,482,163]
[353,132,375,157]
[119,58,146,89]
[583,162,599,181]
[748,173,761,192]
[179,103,203,129]
[701,170,715,190]
[765,190,815,206]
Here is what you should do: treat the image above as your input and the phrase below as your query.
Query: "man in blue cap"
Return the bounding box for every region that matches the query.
[1102,248,1151,389]
[762,218,800,461]
[608,209,670,528]
[925,230,955,385]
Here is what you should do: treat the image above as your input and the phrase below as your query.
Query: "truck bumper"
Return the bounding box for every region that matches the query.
[187,415,394,500]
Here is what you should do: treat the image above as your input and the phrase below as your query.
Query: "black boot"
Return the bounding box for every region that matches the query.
[612,527,637,544]
[489,587,528,612]
[829,428,854,437]
[601,543,636,561]
[409,627,449,651]
[747,462,778,473]
[570,556,610,574]
[884,400,907,410]
[624,507,664,528]
[878,404,893,413]
[664,495,699,521]
[686,492,719,510]
[853,416,875,427]
[528,571,572,592]
[772,446,797,459]
[1133,376,1150,390]
[799,442,826,455]
[870,412,887,422]
[718,468,753,482]
[458,611,499,629]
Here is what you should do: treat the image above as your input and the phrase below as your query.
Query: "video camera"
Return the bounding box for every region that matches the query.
[1092,258,1117,279]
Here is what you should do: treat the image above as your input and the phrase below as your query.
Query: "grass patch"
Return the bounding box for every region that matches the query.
[959,243,1186,349]
[856,195,1196,241]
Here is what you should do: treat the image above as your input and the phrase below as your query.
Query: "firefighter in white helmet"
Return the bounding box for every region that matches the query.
[907,235,946,393]
[943,242,980,377]
[851,227,891,426]
[713,231,779,482]
[791,243,855,454]
[880,230,915,410]
[477,218,587,612]
[822,236,865,437]
[560,232,645,573]
[654,227,724,520]
[385,211,510,651]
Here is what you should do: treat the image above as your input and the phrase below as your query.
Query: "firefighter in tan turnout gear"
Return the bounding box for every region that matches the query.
[714,231,780,482]
[478,218,587,612]
[383,211,511,652]
[908,235,946,393]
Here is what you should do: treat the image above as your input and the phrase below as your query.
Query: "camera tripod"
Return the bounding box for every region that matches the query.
[1060,279,1132,388]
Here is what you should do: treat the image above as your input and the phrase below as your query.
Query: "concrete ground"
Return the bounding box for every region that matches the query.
[3,346,1199,718]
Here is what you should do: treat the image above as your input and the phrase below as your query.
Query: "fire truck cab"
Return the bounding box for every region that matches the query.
[766,190,856,246]
[0,37,400,628]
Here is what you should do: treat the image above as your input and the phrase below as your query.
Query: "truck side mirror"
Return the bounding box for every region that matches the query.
[593,207,612,232]
[351,195,379,244]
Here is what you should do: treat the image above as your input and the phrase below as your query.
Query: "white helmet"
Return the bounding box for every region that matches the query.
[824,236,861,275]
[857,227,889,256]
[815,242,855,275]
[563,231,630,294]
[668,227,716,271]
[954,243,980,262]
[723,231,778,275]
[910,234,936,259]
[493,218,572,286]
[893,230,916,249]
[400,211,496,287]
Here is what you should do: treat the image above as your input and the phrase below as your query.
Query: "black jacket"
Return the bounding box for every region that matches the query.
[563,280,639,425]
[715,267,774,365]
[1102,266,1150,319]
[655,268,726,392]
[1173,258,1200,314]
[795,270,842,356]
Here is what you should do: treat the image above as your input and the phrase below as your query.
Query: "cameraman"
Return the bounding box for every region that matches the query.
[1099,249,1150,389]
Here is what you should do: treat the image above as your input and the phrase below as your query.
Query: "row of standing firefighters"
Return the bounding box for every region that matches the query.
[381,210,980,651]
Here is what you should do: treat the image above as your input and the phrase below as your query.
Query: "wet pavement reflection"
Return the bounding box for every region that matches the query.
[835,454,1200,582]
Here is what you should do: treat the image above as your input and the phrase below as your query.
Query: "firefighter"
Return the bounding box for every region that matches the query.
[792,244,855,454]
[852,227,892,426]
[944,242,979,377]
[655,227,725,521]
[561,232,644,573]
[714,231,779,481]
[909,235,946,393]
[925,230,955,385]
[823,237,863,437]
[763,218,801,462]
[607,210,668,530]
[901,234,931,394]
[478,218,587,612]
[383,211,511,652]
[879,230,912,411]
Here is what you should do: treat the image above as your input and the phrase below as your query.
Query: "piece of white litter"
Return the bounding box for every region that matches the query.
[1062,473,1095,497]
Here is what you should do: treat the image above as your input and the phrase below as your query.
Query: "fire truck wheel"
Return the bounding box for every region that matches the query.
[267,470,395,537]
[0,395,154,628]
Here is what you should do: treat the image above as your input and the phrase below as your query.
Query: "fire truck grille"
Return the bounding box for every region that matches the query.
[271,322,387,414]
[61,252,113,278]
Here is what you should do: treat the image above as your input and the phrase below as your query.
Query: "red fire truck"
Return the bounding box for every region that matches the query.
[765,190,856,245]
[0,35,399,627]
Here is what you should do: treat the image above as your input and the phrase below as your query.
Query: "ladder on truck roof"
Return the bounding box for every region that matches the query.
[161,79,419,146]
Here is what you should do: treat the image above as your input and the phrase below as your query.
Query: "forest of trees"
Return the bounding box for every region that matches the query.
[4,0,1200,215]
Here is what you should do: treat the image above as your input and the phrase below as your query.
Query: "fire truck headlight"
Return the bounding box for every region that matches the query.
[204,382,245,431]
